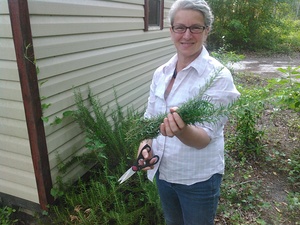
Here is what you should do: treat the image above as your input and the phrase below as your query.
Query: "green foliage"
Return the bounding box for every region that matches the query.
[207,0,300,52]
[0,206,18,225]
[51,165,164,225]
[288,148,300,188]
[284,192,300,222]
[226,85,266,160]
[211,43,245,73]
[72,88,141,168]
[211,50,245,67]
[50,110,74,125]
[227,65,299,161]
[279,19,300,52]
[267,66,300,111]
[234,107,265,159]
[50,90,165,224]
[50,176,66,199]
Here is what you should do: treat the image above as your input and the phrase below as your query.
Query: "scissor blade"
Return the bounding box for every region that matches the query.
[118,168,131,182]
[118,167,136,184]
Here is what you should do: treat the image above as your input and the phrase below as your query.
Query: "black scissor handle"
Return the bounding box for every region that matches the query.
[133,144,160,171]
[137,144,151,161]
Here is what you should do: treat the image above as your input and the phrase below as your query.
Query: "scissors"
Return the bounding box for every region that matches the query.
[118,144,159,184]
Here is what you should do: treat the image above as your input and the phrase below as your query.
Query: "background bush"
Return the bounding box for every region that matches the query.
[207,0,300,52]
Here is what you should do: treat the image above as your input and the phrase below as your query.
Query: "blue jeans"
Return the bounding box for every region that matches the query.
[156,173,222,225]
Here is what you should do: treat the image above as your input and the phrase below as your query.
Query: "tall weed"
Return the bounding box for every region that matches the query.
[226,85,266,160]
[72,88,142,168]
[51,88,164,224]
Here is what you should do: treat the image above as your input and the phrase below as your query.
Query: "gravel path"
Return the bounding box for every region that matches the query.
[232,53,300,77]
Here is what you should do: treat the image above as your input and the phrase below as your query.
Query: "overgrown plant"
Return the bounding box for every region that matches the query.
[72,88,142,168]
[226,86,266,160]
[24,43,51,123]
[67,72,237,173]
[51,161,164,225]
[50,90,165,224]
[0,206,18,225]
[234,107,265,159]
[267,66,300,111]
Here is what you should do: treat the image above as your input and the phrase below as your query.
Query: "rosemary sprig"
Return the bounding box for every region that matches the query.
[126,71,233,143]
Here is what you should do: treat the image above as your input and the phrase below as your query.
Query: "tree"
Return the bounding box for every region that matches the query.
[207,0,299,51]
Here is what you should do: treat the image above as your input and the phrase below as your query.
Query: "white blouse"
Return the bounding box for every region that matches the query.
[145,46,240,185]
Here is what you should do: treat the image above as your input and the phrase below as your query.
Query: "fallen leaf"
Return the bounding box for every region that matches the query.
[70,215,79,222]
[74,205,82,213]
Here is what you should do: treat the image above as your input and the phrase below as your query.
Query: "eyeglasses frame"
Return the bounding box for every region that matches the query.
[171,25,208,34]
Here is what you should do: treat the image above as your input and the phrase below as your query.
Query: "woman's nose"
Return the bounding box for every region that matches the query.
[183,29,192,38]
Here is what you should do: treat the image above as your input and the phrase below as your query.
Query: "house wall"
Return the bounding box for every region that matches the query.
[30,0,176,185]
[29,0,174,185]
[0,0,39,204]
[0,0,176,207]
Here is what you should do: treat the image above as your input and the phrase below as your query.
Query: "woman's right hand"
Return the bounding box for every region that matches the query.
[137,140,155,170]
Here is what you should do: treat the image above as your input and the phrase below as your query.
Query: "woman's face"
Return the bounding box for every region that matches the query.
[170,9,209,62]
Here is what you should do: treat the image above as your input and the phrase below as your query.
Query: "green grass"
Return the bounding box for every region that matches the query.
[0,206,18,225]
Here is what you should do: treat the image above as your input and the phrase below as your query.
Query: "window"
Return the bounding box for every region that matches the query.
[144,0,164,31]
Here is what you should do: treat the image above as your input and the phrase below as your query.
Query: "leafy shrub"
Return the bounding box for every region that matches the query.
[51,167,164,225]
[226,84,267,160]
[72,88,142,169]
[288,148,300,188]
[267,66,300,111]
[207,0,300,52]
[50,89,165,224]
[0,206,18,225]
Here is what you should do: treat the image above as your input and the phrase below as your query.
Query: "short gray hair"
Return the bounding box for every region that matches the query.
[169,0,214,27]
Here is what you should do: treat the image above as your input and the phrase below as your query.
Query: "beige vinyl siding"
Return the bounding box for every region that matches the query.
[0,15,12,38]
[0,0,176,206]
[0,99,25,120]
[27,0,175,185]
[0,0,39,203]
[0,134,31,156]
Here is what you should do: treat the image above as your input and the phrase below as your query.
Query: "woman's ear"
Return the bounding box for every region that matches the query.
[170,26,175,41]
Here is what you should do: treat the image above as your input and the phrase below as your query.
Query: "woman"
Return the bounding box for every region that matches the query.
[138,0,240,224]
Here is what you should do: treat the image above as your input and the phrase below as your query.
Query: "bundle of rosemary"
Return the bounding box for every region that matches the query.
[126,73,234,144]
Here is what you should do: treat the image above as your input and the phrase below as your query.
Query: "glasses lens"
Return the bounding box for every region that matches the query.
[173,25,186,33]
[190,26,205,33]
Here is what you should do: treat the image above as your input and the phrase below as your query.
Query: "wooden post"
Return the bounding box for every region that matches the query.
[8,0,54,210]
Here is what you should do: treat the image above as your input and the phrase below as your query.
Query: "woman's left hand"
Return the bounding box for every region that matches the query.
[160,107,187,137]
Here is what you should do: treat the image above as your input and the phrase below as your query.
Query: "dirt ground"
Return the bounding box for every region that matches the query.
[229,52,300,224]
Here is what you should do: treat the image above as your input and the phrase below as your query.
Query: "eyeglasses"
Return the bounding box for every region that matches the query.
[172,25,207,34]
